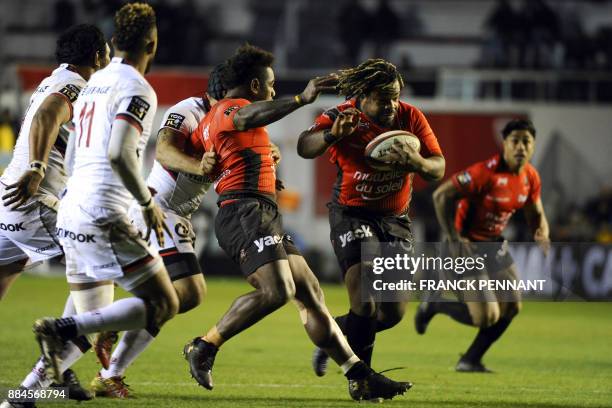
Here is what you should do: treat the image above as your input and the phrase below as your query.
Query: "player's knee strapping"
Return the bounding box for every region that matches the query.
[71,285,114,344]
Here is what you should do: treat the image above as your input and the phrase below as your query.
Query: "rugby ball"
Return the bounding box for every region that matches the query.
[364,130,421,170]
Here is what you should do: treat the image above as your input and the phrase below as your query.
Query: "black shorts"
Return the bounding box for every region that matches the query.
[158,249,202,281]
[328,203,414,276]
[215,197,301,276]
[441,238,515,279]
[474,238,515,277]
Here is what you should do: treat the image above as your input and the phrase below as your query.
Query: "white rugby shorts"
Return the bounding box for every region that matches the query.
[57,200,162,292]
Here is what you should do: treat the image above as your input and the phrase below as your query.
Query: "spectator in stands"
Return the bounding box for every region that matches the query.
[594,26,612,70]
[372,0,399,59]
[558,3,592,70]
[0,109,16,175]
[0,109,16,152]
[517,0,560,69]
[482,0,521,68]
[585,187,612,243]
[337,0,371,65]
[53,0,76,32]
[553,205,594,242]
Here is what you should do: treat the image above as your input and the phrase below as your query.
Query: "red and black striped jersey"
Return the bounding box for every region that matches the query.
[195,98,276,199]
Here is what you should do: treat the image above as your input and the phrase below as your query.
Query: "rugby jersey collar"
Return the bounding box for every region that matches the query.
[55,63,85,81]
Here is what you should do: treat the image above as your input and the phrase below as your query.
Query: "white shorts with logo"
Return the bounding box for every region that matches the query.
[127,203,196,256]
[0,184,63,267]
[57,200,162,292]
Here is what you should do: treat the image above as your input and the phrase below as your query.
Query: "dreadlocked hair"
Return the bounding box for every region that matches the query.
[336,59,404,100]
[222,43,274,90]
[113,2,156,53]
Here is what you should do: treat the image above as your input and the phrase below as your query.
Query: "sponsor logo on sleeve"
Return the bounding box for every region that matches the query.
[224,106,239,116]
[126,96,150,120]
[164,113,186,130]
[58,84,81,102]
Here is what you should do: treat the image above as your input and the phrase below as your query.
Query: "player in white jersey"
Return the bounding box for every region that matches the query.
[0,5,179,408]
[90,64,224,397]
[0,24,110,407]
[0,24,109,300]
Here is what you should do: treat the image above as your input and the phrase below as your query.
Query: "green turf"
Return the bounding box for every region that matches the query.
[1,274,611,407]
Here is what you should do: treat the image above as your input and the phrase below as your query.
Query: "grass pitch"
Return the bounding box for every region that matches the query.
[1,274,611,408]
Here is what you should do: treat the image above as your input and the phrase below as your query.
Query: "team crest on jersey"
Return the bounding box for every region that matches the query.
[224,106,239,116]
[457,171,472,186]
[126,96,150,120]
[58,84,81,102]
[497,177,508,186]
[164,113,185,130]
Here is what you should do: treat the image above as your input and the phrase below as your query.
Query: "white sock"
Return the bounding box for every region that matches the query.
[73,297,147,336]
[71,285,115,344]
[100,329,155,378]
[21,342,84,389]
[61,294,76,317]
[340,355,360,374]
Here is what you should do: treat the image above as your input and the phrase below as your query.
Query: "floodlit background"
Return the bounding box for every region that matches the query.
[1,2,612,408]
[0,0,611,295]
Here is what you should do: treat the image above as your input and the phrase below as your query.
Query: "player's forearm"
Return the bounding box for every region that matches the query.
[433,188,459,239]
[110,153,152,204]
[156,140,202,176]
[29,108,63,164]
[233,97,302,130]
[413,155,445,181]
[531,212,550,237]
[297,130,330,158]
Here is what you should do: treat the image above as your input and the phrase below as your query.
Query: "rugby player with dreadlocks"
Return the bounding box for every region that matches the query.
[298,59,445,375]
[183,45,412,402]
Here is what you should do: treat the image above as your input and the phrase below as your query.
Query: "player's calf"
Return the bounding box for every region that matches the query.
[467,302,500,329]
[0,260,27,301]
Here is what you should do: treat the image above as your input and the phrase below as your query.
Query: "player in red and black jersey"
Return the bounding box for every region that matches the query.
[298,59,445,375]
[183,45,411,401]
[416,119,550,372]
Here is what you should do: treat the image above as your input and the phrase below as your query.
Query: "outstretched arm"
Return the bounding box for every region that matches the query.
[232,75,337,131]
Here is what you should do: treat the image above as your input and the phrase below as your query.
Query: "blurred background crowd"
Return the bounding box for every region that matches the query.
[0,0,611,282]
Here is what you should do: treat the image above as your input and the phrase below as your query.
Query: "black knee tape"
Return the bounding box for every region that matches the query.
[163,252,202,281]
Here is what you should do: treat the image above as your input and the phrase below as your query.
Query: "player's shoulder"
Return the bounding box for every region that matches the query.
[468,155,499,177]
[524,162,541,183]
[212,98,248,118]
[163,97,207,133]
[397,100,426,120]
[115,65,156,101]
[46,64,87,98]
[169,97,206,114]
